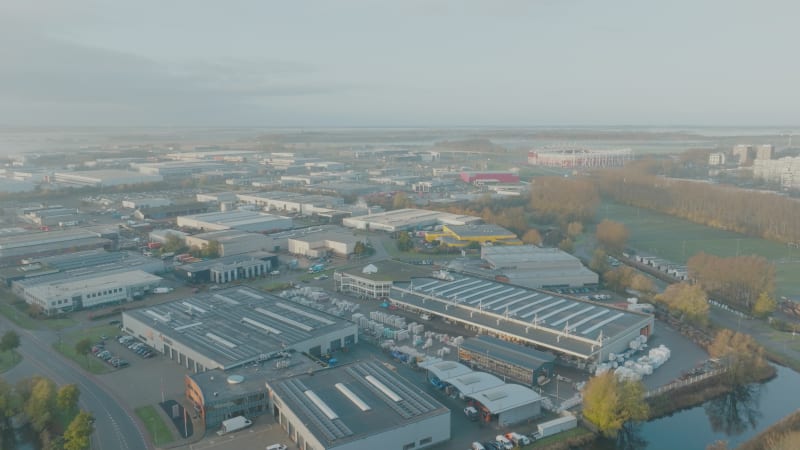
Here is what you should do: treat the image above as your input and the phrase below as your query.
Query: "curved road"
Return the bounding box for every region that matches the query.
[2,321,150,450]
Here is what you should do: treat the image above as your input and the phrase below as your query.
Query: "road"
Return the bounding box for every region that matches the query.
[2,321,150,450]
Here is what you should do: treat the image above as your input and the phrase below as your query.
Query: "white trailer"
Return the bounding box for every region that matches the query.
[535,414,577,439]
[217,416,252,435]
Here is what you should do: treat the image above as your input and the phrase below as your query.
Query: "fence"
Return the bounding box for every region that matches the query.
[645,368,726,399]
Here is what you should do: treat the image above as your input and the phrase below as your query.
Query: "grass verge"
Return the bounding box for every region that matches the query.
[0,302,38,329]
[135,405,175,446]
[0,350,21,373]
[53,324,122,374]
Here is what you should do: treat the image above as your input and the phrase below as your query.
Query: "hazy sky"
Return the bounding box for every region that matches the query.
[1,0,798,127]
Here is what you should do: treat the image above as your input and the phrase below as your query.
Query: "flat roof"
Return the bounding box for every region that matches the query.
[123,286,354,369]
[25,270,161,297]
[447,372,504,395]
[237,191,342,205]
[177,252,275,271]
[460,335,555,371]
[181,210,290,227]
[343,208,480,229]
[270,361,448,448]
[469,384,541,414]
[338,260,431,282]
[392,275,652,359]
[482,245,582,265]
[445,224,516,238]
[418,360,473,380]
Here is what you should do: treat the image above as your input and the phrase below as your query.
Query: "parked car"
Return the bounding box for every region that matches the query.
[494,436,513,450]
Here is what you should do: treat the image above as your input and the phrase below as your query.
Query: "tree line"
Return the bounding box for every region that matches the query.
[688,252,775,314]
[592,165,800,244]
[0,376,93,450]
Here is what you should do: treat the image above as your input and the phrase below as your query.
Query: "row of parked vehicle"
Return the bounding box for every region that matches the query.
[471,432,532,450]
[118,335,155,359]
[91,342,129,368]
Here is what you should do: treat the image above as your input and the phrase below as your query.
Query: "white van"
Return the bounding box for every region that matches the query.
[266,445,287,450]
[494,435,513,450]
[471,442,485,450]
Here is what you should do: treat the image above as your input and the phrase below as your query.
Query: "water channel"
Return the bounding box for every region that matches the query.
[593,364,800,450]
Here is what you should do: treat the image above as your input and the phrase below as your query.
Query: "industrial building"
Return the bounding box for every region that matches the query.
[753,156,800,190]
[268,361,451,450]
[185,353,319,428]
[122,286,358,371]
[20,205,79,226]
[53,170,164,187]
[458,335,555,386]
[236,191,344,216]
[420,359,542,426]
[334,261,431,299]
[478,245,598,289]
[527,148,633,168]
[389,274,654,362]
[133,202,210,221]
[132,161,224,177]
[196,192,239,204]
[174,252,277,284]
[424,224,521,247]
[459,172,520,184]
[148,229,189,244]
[121,197,173,210]
[342,209,481,232]
[177,210,292,233]
[19,270,162,315]
[288,226,361,258]
[184,230,276,257]
[0,228,114,267]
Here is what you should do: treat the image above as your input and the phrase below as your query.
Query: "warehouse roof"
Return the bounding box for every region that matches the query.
[446,372,504,395]
[391,275,652,359]
[24,270,161,298]
[123,286,354,369]
[445,224,517,238]
[338,260,430,282]
[460,336,555,371]
[418,360,472,380]
[176,252,275,271]
[180,210,290,228]
[269,361,448,448]
[469,384,541,414]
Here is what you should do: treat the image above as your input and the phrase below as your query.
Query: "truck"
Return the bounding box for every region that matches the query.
[217,416,252,436]
[308,263,325,273]
[534,414,577,439]
[153,287,173,294]
[504,432,531,446]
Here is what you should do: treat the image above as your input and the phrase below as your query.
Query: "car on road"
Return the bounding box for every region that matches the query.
[266,445,287,450]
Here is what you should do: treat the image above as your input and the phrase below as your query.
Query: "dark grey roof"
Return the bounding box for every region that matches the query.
[123,286,354,369]
[460,335,555,371]
[269,361,448,448]
[176,251,275,271]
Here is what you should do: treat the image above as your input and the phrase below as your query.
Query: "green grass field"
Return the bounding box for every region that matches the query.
[54,324,122,374]
[602,202,800,298]
[135,405,175,445]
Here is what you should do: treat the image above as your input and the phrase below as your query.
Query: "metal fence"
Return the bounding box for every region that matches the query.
[645,368,726,399]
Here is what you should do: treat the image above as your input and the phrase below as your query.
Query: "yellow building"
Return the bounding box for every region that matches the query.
[425,224,521,247]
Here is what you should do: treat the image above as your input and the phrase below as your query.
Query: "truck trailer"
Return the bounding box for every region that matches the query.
[534,414,577,439]
[217,416,252,436]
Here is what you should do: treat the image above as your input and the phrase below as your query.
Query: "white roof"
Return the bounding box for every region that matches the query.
[419,360,472,380]
[446,372,504,395]
[362,264,378,274]
[469,384,542,414]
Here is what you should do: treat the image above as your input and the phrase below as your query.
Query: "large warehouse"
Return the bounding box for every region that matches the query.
[177,210,292,233]
[174,252,277,284]
[0,228,114,267]
[342,208,481,232]
[478,245,599,289]
[122,286,358,371]
[19,270,162,315]
[424,224,521,247]
[236,191,344,216]
[458,335,556,386]
[185,229,276,256]
[288,226,361,258]
[527,148,633,168]
[268,361,451,450]
[389,274,653,363]
[53,170,164,187]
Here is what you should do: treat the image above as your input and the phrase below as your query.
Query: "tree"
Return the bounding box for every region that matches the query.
[0,330,20,362]
[558,238,574,253]
[161,234,187,254]
[353,241,366,256]
[589,249,609,274]
[396,233,413,251]
[63,410,94,450]
[655,283,709,326]
[521,229,542,246]
[629,273,655,295]
[708,329,768,385]
[57,384,80,416]
[392,192,412,210]
[752,291,777,319]
[200,240,221,258]
[75,338,93,368]
[603,266,636,294]
[25,377,57,432]
[706,441,728,450]
[566,221,583,239]
[582,372,649,437]
[596,219,629,254]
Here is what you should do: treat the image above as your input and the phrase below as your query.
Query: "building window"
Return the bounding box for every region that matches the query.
[403,443,416,450]
[420,437,432,445]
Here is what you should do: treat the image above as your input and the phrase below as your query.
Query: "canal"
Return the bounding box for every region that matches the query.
[594,364,800,449]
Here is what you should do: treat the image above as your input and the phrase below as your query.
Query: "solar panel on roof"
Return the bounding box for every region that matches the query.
[255,307,314,332]
[581,312,625,335]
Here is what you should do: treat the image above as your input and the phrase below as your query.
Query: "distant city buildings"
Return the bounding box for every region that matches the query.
[528,148,633,168]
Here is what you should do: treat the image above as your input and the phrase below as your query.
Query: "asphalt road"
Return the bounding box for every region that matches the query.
[2,322,150,450]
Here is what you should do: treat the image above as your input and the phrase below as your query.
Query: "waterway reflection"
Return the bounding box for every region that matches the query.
[704,384,762,436]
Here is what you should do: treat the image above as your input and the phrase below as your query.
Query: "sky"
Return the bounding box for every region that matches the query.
[0,0,798,127]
